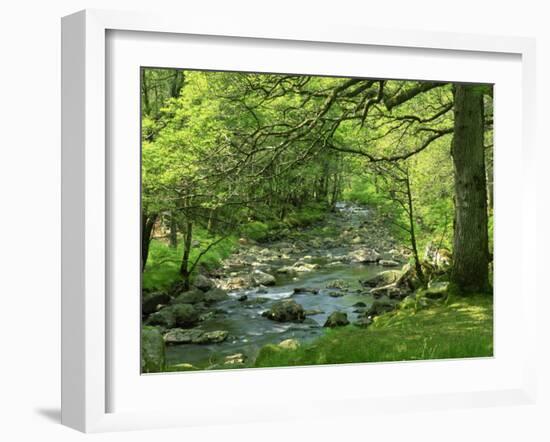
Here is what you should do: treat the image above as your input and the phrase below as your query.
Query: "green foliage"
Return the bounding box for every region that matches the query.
[140,67,493,297]
[242,221,270,242]
[283,202,327,228]
[142,231,237,291]
[254,294,493,367]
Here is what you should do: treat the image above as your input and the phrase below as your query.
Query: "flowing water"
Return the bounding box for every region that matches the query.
[165,203,392,368]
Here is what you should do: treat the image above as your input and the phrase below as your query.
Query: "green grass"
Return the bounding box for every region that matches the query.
[254,294,493,368]
[283,202,327,228]
[142,229,237,292]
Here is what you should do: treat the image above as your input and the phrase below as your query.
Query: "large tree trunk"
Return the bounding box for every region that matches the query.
[450,85,490,293]
[141,213,157,272]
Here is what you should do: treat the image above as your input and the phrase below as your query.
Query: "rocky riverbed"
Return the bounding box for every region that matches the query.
[143,202,414,371]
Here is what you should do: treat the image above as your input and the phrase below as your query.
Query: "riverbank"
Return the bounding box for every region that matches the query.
[141,202,491,373]
[253,293,493,368]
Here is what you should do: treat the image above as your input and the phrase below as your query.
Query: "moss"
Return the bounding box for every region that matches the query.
[141,326,165,373]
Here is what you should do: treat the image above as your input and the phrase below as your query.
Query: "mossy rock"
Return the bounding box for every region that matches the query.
[262,299,305,322]
[146,306,176,328]
[172,288,206,305]
[141,326,165,373]
[142,291,171,316]
[171,303,200,327]
[324,311,350,327]
[360,270,401,288]
[193,274,215,292]
[203,288,229,304]
[164,328,228,345]
[326,279,350,290]
[365,299,397,317]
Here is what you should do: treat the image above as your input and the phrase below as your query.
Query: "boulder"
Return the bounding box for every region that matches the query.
[347,249,381,264]
[262,299,305,322]
[278,339,300,350]
[364,299,396,317]
[251,269,276,286]
[171,304,200,328]
[193,274,215,292]
[141,326,165,373]
[324,311,350,327]
[360,270,402,288]
[163,328,229,345]
[142,291,171,315]
[146,306,176,329]
[172,288,206,305]
[293,287,319,295]
[198,311,215,322]
[393,263,422,291]
[164,328,202,344]
[204,288,229,304]
[221,276,251,290]
[292,263,320,272]
[370,283,410,300]
[328,291,345,298]
[326,279,350,290]
[352,301,367,307]
[200,330,229,344]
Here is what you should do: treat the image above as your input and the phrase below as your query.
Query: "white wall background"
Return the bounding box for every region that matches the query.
[0,1,547,440]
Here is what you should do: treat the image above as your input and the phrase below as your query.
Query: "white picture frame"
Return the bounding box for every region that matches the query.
[61,9,537,433]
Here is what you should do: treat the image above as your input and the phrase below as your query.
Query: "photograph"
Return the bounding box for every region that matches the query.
[140,68,494,373]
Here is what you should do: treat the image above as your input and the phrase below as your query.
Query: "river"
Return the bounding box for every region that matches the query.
[165,203,400,369]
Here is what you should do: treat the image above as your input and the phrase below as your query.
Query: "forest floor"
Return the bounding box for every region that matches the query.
[153,203,492,371]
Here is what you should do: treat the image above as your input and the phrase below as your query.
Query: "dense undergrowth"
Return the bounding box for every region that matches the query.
[142,229,237,292]
[143,203,329,292]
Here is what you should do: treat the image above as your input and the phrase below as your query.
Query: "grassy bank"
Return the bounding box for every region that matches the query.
[254,294,493,368]
[242,202,329,242]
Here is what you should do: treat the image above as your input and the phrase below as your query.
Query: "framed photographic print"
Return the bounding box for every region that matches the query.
[61,9,537,432]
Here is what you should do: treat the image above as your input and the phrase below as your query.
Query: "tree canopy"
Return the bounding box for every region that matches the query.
[141,68,493,294]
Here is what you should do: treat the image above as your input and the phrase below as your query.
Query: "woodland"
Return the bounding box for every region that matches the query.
[140,68,494,373]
